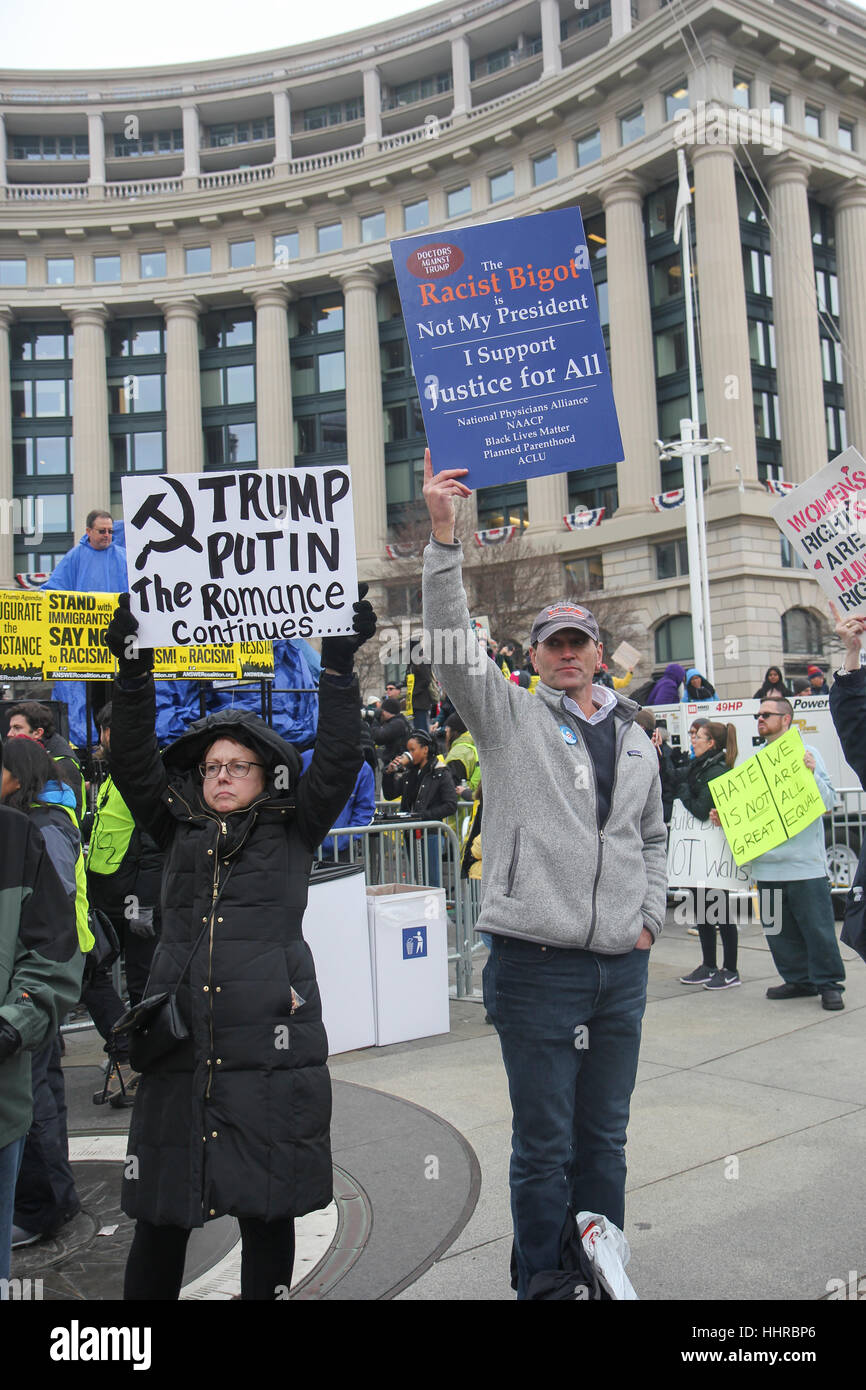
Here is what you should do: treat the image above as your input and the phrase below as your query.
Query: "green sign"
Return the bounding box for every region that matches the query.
[709,728,826,865]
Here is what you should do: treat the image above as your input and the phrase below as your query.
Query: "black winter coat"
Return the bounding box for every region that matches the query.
[381,758,458,821]
[672,747,728,822]
[109,672,362,1229]
[829,668,866,963]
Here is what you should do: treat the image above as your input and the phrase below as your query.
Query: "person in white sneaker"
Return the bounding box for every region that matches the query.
[673,721,742,990]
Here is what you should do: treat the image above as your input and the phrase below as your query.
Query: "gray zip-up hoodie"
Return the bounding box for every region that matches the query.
[423,537,667,952]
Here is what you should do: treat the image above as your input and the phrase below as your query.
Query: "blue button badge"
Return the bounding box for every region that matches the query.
[559,725,578,744]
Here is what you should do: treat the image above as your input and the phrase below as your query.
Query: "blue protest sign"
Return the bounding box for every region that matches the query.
[390,207,623,490]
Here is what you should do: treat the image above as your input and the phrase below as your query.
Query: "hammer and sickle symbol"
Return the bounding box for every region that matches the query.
[131,476,204,571]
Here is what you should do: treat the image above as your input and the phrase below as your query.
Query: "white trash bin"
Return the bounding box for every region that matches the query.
[366,884,449,1046]
[304,862,375,1055]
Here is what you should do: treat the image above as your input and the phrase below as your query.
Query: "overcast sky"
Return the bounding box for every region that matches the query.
[1,0,863,70]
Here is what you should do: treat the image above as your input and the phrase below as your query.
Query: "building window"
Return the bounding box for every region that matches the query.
[655,539,689,580]
[532,150,557,186]
[10,133,88,160]
[13,437,72,477]
[361,212,386,243]
[185,246,211,274]
[140,251,166,280]
[109,373,163,414]
[385,72,451,109]
[576,129,601,167]
[94,255,121,283]
[273,232,299,264]
[804,105,822,139]
[826,404,848,454]
[113,128,183,158]
[748,319,776,369]
[780,537,806,571]
[403,199,429,232]
[204,423,257,467]
[563,556,603,593]
[294,296,344,336]
[743,247,773,297]
[838,119,855,151]
[12,380,70,418]
[109,319,164,357]
[201,364,256,407]
[782,607,823,655]
[317,222,343,253]
[12,327,73,361]
[46,257,74,286]
[651,254,684,304]
[207,118,274,148]
[447,184,472,219]
[1,259,27,286]
[769,91,787,124]
[200,307,255,350]
[654,326,687,377]
[620,107,644,146]
[111,432,164,473]
[664,80,689,122]
[815,269,839,317]
[489,168,514,203]
[655,615,693,665]
[301,99,363,129]
[229,240,256,270]
[732,74,751,109]
[476,482,528,531]
[753,389,781,440]
[294,412,347,456]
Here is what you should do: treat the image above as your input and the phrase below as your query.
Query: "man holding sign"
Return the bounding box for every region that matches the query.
[743,697,845,1009]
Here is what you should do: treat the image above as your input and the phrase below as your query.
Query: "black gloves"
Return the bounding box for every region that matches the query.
[105,593,154,678]
[0,1019,22,1064]
[320,583,377,676]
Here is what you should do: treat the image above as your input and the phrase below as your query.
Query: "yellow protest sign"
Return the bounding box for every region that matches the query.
[167,644,239,679]
[405,670,415,718]
[0,590,45,682]
[235,641,275,680]
[44,591,117,680]
[709,728,826,865]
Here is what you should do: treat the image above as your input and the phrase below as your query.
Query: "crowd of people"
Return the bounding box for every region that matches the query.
[0,480,861,1302]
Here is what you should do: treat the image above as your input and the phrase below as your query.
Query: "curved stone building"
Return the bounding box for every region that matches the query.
[1,0,864,689]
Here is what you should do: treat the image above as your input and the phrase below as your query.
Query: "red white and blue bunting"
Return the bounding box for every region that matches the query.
[563,508,605,531]
[384,542,419,559]
[650,490,685,512]
[764,479,796,497]
[473,525,518,547]
[14,572,48,589]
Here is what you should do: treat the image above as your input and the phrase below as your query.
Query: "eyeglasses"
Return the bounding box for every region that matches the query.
[198,760,264,780]
[754,712,782,721]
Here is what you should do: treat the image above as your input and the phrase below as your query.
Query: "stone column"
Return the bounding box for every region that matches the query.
[527,474,568,533]
[159,298,203,474]
[273,90,292,171]
[539,0,562,77]
[691,144,760,488]
[832,180,866,456]
[767,155,826,482]
[63,304,110,537]
[87,112,105,193]
[182,106,201,191]
[363,69,382,149]
[337,268,387,563]
[0,115,7,196]
[611,0,633,42]
[601,177,660,512]
[0,309,13,585]
[451,34,472,118]
[251,285,293,471]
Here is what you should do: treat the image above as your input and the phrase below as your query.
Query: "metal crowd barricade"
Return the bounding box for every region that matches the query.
[313,817,482,997]
[826,787,866,897]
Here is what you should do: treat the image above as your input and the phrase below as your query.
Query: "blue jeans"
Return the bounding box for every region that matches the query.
[483,934,650,1299]
[0,1136,26,1288]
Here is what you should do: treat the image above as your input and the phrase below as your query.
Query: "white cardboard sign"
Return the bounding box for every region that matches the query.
[611,640,640,671]
[666,797,752,890]
[122,467,358,647]
[770,447,866,617]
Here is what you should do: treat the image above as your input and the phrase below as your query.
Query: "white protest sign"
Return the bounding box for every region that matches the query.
[122,467,357,647]
[611,640,640,671]
[770,447,866,617]
[666,798,752,890]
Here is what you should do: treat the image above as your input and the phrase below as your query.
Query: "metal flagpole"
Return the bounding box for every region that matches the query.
[674,151,708,678]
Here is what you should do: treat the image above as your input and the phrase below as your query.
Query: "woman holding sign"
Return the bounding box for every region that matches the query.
[674,722,741,991]
[102,588,375,1301]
